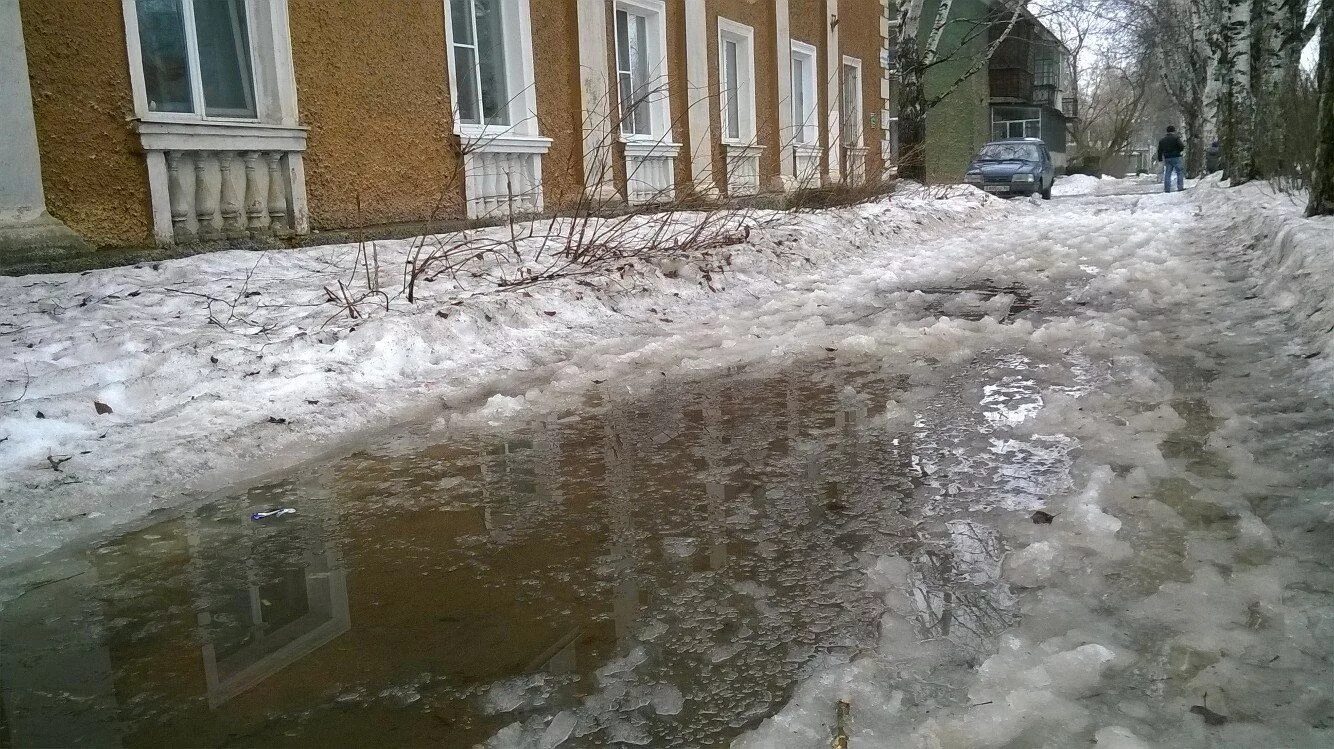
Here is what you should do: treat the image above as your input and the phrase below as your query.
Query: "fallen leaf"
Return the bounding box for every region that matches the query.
[543,311,557,316]
[93,401,113,415]
[267,416,288,425]
[35,411,45,419]
[1190,705,1229,726]
[1031,510,1055,524]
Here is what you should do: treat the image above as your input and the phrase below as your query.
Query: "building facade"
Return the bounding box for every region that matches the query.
[893,0,1074,183]
[1,0,893,257]
[986,9,1073,168]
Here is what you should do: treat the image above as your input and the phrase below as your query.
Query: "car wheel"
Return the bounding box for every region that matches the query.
[1041,180,1053,200]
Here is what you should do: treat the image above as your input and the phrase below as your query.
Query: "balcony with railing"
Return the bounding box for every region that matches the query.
[989,67,1035,101]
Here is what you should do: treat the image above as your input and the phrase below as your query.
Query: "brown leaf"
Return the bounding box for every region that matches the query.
[543,311,557,316]
[1031,510,1055,524]
[93,401,113,415]
[1189,705,1228,726]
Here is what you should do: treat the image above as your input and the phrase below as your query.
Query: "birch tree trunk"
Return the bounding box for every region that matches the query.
[1308,13,1334,216]
[897,36,930,183]
[1226,0,1256,184]
[896,0,930,183]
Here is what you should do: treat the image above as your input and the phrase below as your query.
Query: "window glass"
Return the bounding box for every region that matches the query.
[136,0,194,113]
[194,0,256,117]
[632,14,650,133]
[616,9,651,136]
[450,0,474,45]
[841,64,860,145]
[473,0,509,125]
[791,55,806,143]
[977,142,1041,161]
[454,44,481,124]
[724,39,740,140]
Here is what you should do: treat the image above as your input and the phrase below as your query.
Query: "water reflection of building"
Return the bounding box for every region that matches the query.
[0,482,352,746]
[186,515,350,708]
[1,558,123,747]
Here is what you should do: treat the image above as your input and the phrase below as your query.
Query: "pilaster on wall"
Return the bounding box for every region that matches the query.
[577,0,622,204]
[684,0,720,198]
[825,0,842,184]
[774,0,796,191]
[0,0,85,256]
[880,0,896,174]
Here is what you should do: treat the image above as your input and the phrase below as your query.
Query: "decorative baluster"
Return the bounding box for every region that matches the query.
[486,155,500,215]
[243,152,266,237]
[166,151,193,243]
[195,152,219,241]
[218,152,244,239]
[266,152,290,236]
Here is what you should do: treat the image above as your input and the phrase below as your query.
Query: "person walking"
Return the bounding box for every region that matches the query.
[1155,126,1186,193]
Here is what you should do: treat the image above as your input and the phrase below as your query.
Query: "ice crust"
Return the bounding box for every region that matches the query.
[731,178,1334,747]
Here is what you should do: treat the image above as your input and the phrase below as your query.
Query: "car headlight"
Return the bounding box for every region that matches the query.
[964,172,983,183]
[1011,173,1036,183]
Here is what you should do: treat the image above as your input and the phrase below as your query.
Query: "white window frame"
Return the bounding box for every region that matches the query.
[613,0,673,143]
[841,55,864,148]
[121,0,300,126]
[442,0,543,143]
[790,40,818,146]
[717,18,756,145]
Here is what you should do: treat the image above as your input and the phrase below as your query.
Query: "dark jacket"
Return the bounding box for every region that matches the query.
[1157,133,1185,161]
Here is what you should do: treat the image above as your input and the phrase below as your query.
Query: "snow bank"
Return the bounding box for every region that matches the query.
[0,186,1008,564]
[1200,176,1334,380]
[1050,174,1104,197]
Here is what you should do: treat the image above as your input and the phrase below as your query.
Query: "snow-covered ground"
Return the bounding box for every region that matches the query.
[4,171,1334,746]
[2,186,1007,563]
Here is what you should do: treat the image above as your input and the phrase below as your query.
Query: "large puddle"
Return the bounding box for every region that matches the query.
[0,347,1080,748]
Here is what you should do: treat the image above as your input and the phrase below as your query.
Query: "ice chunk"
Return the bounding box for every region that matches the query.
[1003,540,1058,588]
[650,684,685,716]
[539,710,577,748]
[1094,725,1151,749]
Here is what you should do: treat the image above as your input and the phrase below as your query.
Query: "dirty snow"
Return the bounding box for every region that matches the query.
[1,187,1002,563]
[4,173,1334,747]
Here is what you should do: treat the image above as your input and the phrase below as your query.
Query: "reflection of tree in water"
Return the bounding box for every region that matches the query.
[536,359,925,745]
[906,520,1017,660]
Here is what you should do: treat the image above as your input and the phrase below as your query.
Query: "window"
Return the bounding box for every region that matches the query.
[790,41,817,145]
[450,0,510,126]
[718,19,755,143]
[613,0,669,139]
[616,8,652,135]
[1034,57,1057,88]
[134,0,257,118]
[992,106,1041,140]
[841,58,862,146]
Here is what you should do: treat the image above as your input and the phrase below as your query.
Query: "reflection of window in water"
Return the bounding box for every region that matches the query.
[187,504,349,708]
[209,566,313,661]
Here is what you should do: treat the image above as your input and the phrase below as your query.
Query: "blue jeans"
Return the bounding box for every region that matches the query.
[1163,157,1184,192]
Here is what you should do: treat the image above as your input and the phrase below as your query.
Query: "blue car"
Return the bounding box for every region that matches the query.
[963,138,1056,199]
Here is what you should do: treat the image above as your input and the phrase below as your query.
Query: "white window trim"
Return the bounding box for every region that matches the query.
[614,0,673,144]
[790,40,818,147]
[121,0,300,128]
[841,55,865,148]
[717,17,757,146]
[442,0,546,147]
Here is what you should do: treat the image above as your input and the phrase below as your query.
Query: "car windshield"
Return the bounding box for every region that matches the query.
[976,143,1041,162]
